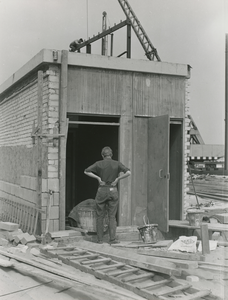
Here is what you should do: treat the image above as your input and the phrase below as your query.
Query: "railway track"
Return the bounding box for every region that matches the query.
[187,177,228,202]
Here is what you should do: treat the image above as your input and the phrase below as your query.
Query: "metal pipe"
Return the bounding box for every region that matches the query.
[101,11,108,55]
[110,33,114,56]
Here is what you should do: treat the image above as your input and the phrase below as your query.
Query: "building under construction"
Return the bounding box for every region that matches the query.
[0,1,191,234]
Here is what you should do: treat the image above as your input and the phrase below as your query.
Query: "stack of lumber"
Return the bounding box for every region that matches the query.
[0,236,226,299]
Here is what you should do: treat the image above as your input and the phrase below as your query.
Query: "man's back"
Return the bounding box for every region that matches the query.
[85,158,129,185]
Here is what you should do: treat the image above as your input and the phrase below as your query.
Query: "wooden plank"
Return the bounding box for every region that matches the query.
[108,268,139,277]
[73,240,181,276]
[49,250,85,256]
[93,262,125,271]
[154,283,191,297]
[59,50,68,230]
[137,248,202,261]
[50,230,81,238]
[136,279,172,289]
[176,290,211,300]
[169,219,228,232]
[113,240,173,249]
[164,259,198,270]
[199,265,228,274]
[72,254,98,261]
[200,223,210,254]
[0,249,93,287]
[122,273,154,283]
[81,258,111,265]
[33,210,39,235]
[37,70,43,235]
[30,208,35,234]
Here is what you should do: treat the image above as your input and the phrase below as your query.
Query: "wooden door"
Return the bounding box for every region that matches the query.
[148,115,170,232]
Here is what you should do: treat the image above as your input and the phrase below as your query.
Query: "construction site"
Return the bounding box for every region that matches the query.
[0,0,227,299]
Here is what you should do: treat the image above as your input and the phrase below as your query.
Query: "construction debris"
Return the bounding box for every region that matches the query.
[0,217,227,300]
[0,221,19,231]
[6,229,23,241]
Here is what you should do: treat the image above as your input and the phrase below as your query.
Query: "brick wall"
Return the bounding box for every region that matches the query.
[0,65,61,232]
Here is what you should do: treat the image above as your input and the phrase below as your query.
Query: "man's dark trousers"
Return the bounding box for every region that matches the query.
[95,186,119,242]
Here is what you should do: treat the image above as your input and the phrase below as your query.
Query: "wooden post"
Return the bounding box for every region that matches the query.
[59,50,68,230]
[200,223,210,255]
[37,70,43,234]
[118,74,133,226]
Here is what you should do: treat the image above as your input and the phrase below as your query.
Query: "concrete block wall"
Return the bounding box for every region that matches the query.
[0,65,61,233]
[0,78,38,148]
[183,79,191,218]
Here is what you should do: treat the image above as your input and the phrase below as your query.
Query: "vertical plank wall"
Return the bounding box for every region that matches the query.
[67,67,186,226]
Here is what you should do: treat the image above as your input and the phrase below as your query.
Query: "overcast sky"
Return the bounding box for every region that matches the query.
[0,0,227,144]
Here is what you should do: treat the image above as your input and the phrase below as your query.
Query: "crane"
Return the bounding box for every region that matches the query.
[69,0,161,62]
[117,0,161,61]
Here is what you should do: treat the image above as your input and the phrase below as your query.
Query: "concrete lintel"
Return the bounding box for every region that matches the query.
[0,48,191,96]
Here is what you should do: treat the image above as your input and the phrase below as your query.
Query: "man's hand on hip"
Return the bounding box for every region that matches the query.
[98,179,106,186]
[111,179,119,186]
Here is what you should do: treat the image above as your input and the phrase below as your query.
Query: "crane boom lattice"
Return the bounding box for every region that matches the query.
[117,0,161,61]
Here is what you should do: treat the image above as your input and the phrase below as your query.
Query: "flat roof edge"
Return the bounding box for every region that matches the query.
[0,49,56,95]
[0,49,191,96]
[68,52,191,78]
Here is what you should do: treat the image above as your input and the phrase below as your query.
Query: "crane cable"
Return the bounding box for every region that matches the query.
[86,0,89,39]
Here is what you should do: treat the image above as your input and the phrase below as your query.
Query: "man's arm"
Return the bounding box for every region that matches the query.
[111,170,131,186]
[84,171,105,186]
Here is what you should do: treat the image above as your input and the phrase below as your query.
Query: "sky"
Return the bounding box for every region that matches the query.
[0,0,227,145]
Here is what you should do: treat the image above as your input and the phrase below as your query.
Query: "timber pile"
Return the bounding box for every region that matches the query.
[0,223,227,299]
[0,234,226,299]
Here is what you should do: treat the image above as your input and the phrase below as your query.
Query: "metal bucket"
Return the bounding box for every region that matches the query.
[138,216,158,243]
[187,208,205,226]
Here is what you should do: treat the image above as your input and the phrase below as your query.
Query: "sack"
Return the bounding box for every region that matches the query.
[168,236,197,253]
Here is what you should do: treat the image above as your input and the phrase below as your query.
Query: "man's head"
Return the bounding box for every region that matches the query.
[101,146,113,158]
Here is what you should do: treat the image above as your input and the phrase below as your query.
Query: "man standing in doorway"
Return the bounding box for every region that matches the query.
[84,146,131,244]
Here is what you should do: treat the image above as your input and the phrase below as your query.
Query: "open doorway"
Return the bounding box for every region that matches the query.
[66,114,119,217]
[169,122,183,220]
